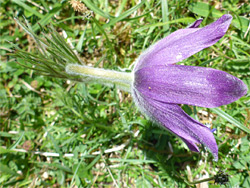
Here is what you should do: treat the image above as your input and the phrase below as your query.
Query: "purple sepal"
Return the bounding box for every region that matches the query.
[188,18,203,28]
[134,65,248,108]
[132,89,218,160]
[211,128,217,133]
[134,14,232,71]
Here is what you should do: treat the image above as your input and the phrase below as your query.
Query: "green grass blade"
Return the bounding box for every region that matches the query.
[85,154,101,170]
[116,0,128,16]
[9,131,24,150]
[105,0,146,28]
[161,0,169,32]
[135,17,196,32]
[70,157,84,187]
[122,1,160,22]
[48,133,67,165]
[211,108,250,134]
[76,21,89,52]
[32,4,62,32]
[92,17,113,51]
[12,0,43,18]
[34,162,73,173]
[82,0,112,19]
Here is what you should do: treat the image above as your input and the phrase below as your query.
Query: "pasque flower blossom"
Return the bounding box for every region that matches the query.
[131,14,247,160]
[66,14,247,160]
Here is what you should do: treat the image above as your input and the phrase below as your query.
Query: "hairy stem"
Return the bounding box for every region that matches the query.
[66,64,133,92]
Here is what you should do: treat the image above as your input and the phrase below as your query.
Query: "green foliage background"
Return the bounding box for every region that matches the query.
[0,0,250,187]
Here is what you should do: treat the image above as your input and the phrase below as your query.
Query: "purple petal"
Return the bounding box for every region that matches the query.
[132,89,218,160]
[134,28,200,71]
[211,128,217,133]
[134,14,232,71]
[134,65,248,108]
[188,18,203,28]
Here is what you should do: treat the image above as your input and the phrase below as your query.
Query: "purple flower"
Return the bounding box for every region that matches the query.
[132,14,248,160]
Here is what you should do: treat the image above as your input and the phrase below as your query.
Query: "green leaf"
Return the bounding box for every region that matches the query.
[0,147,16,154]
[211,108,250,134]
[188,2,250,32]
[0,132,16,138]
[232,16,250,33]
[0,163,19,176]
[233,160,247,170]
[0,20,14,28]
[188,2,222,18]
[136,177,153,188]
[243,176,250,188]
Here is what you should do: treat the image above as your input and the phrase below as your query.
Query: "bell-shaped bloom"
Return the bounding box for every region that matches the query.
[132,14,248,160]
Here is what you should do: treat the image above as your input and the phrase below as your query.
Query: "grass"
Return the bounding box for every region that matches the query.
[1,0,250,187]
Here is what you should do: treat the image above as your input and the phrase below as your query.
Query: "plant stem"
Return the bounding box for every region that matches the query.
[66,64,133,92]
[188,177,214,184]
